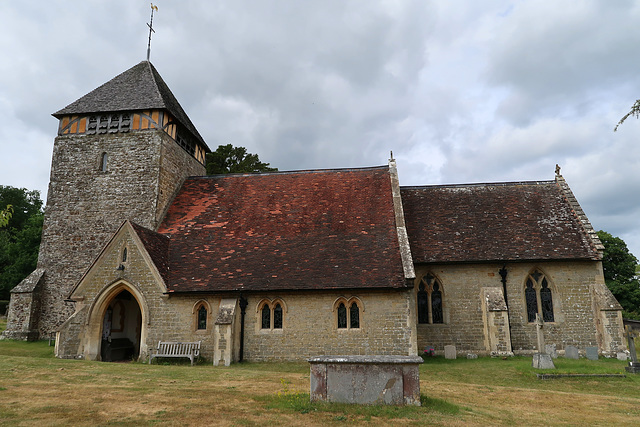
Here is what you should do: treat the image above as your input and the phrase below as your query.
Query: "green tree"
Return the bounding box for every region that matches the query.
[0,186,44,300]
[0,204,13,228]
[597,230,640,319]
[206,144,277,175]
[614,99,640,131]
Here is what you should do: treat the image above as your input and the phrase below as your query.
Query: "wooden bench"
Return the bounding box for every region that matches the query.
[149,341,201,366]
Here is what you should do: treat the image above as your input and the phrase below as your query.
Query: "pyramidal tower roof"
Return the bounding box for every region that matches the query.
[53,61,207,148]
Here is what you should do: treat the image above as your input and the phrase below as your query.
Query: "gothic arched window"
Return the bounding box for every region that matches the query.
[335,297,363,330]
[349,302,360,329]
[193,300,210,331]
[261,304,271,329]
[525,270,555,323]
[197,305,207,330]
[273,303,283,329]
[258,299,286,330]
[337,303,347,329]
[417,273,445,324]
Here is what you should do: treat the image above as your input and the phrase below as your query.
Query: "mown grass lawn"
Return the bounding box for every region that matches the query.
[0,324,639,425]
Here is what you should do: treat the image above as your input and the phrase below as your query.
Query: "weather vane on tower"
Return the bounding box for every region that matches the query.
[146,3,159,61]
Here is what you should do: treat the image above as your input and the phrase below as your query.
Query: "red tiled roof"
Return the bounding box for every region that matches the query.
[157,167,408,292]
[401,181,600,263]
[130,221,170,284]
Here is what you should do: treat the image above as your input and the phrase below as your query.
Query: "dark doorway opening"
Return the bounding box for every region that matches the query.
[100,289,142,362]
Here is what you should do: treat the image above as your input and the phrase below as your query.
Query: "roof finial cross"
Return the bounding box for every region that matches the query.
[146,3,159,61]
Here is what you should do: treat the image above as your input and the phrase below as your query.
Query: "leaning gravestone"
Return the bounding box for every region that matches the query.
[565,345,579,359]
[444,345,457,359]
[532,353,555,369]
[624,326,640,374]
[545,344,558,359]
[586,346,599,361]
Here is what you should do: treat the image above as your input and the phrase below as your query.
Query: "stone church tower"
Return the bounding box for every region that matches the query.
[3,61,209,340]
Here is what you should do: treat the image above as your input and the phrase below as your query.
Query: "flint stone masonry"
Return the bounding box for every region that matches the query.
[586,346,599,360]
[8,130,205,339]
[565,345,580,359]
[309,355,423,406]
[413,262,623,356]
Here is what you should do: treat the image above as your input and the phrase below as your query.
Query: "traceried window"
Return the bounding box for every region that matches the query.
[258,299,286,330]
[525,270,555,323]
[417,273,444,324]
[335,297,362,330]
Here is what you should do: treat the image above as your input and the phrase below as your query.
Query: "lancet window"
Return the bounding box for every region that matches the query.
[335,297,362,330]
[258,299,285,330]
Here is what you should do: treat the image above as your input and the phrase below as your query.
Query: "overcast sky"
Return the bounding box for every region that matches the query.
[1,1,639,258]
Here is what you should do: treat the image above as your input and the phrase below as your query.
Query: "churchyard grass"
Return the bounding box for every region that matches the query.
[0,336,639,426]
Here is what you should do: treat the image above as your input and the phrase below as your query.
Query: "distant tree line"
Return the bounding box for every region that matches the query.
[0,186,43,302]
[597,230,640,320]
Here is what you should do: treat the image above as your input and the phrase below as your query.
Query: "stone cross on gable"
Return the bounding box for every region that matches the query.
[535,313,545,353]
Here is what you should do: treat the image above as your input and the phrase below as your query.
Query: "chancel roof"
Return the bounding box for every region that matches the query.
[53,61,207,148]
[401,180,601,263]
[156,166,409,293]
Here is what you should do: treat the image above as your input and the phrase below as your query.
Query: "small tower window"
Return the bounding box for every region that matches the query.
[122,247,127,263]
[100,153,108,172]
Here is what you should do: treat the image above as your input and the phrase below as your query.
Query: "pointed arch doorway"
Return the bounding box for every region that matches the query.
[99,288,143,362]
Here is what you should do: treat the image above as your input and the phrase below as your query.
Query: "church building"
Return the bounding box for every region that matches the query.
[3,61,626,364]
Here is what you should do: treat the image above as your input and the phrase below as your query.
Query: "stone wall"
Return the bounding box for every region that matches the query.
[56,224,220,360]
[24,129,204,338]
[415,261,622,355]
[58,224,417,362]
[241,290,415,361]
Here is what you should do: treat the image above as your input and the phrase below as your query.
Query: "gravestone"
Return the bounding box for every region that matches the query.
[532,353,555,369]
[585,346,599,361]
[617,351,629,361]
[624,326,640,374]
[444,345,457,359]
[565,345,579,359]
[466,353,478,359]
[308,355,423,405]
[532,314,555,369]
[545,344,558,359]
